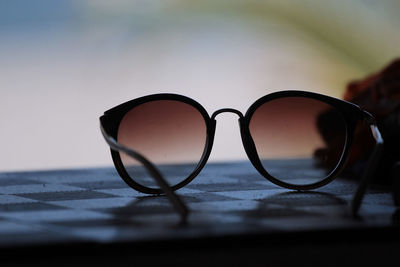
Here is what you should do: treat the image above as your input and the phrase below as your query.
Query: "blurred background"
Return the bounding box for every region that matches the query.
[1,0,399,171]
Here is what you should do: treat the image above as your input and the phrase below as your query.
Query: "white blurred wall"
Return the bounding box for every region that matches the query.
[1,1,399,171]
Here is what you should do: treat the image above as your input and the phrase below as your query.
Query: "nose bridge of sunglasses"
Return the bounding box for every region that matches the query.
[209,108,249,161]
[211,108,244,120]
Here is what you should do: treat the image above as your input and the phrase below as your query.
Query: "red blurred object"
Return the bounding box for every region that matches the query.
[344,59,400,115]
[344,59,400,184]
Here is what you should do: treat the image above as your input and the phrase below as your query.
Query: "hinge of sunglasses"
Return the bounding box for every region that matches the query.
[351,110,384,217]
[99,124,189,222]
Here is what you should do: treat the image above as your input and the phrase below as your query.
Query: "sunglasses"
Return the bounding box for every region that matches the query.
[100,90,383,221]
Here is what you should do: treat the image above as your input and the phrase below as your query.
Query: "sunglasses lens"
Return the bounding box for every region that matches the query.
[117,100,207,189]
[249,97,346,185]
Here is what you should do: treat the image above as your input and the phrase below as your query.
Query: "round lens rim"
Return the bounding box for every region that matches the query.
[242,90,361,190]
[106,94,214,194]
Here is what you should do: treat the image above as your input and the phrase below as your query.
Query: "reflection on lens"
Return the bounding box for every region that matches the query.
[118,100,207,189]
[249,97,346,185]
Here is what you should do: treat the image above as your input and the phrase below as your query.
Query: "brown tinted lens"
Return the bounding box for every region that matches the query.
[249,96,346,185]
[118,100,207,189]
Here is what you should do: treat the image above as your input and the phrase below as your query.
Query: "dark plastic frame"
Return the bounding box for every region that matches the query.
[100,90,383,217]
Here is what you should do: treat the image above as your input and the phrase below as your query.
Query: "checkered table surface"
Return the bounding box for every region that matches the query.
[0,161,395,248]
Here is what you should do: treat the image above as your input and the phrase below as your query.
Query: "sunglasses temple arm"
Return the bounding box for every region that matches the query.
[351,112,384,216]
[100,124,189,221]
